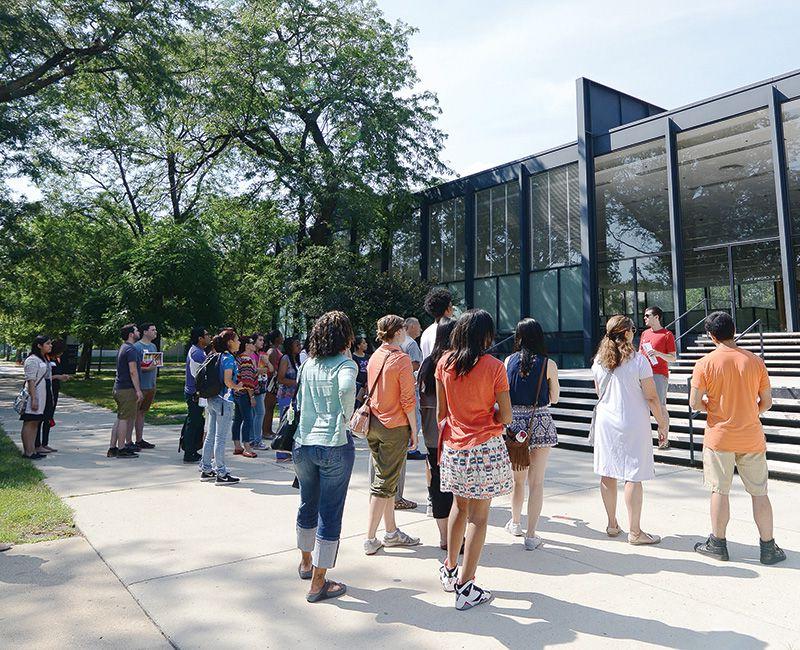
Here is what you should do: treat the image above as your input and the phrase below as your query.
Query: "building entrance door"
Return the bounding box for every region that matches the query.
[691,237,785,332]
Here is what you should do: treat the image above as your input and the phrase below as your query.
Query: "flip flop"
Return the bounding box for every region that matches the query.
[306,580,346,603]
[628,531,661,546]
[298,564,312,580]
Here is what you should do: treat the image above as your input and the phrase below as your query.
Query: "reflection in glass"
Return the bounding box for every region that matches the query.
[498,275,521,332]
[392,209,421,280]
[474,277,496,321]
[530,269,559,333]
[560,266,583,332]
[595,140,670,261]
[781,98,800,316]
[429,197,465,283]
[530,163,580,269]
[475,181,520,277]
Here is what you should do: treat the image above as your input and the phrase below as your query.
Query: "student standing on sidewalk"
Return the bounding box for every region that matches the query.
[293,311,358,603]
[182,327,208,463]
[639,306,676,449]
[262,330,284,439]
[421,288,455,359]
[108,324,142,459]
[20,335,54,460]
[363,315,421,555]
[436,309,513,611]
[132,323,158,451]
[690,311,786,565]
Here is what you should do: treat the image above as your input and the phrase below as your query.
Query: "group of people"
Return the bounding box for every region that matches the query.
[16,287,787,606]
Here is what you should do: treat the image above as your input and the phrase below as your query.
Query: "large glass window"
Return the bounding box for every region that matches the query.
[595,140,672,330]
[428,197,465,283]
[475,181,520,277]
[529,163,582,333]
[679,109,784,331]
[781,97,800,321]
[392,209,421,280]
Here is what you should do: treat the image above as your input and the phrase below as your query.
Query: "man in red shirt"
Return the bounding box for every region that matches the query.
[639,306,676,449]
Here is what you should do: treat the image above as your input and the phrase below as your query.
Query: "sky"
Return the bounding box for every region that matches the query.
[377,0,800,179]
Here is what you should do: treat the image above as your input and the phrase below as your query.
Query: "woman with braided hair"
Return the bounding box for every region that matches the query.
[592,315,669,546]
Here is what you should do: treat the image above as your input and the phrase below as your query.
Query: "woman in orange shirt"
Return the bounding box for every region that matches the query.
[363,315,421,555]
[435,309,512,611]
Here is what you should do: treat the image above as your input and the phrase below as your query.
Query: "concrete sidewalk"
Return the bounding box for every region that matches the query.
[1,373,799,649]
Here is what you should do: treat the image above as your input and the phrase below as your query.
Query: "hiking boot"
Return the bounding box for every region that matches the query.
[454,580,493,611]
[760,539,787,565]
[694,534,729,561]
[383,528,420,547]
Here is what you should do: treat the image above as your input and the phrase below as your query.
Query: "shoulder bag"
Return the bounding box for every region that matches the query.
[348,350,392,439]
[505,356,548,471]
[587,369,613,446]
[271,363,303,453]
[14,361,47,416]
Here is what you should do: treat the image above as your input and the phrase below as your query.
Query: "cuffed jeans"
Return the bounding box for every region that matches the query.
[251,393,266,444]
[201,396,232,475]
[232,393,254,444]
[293,436,355,569]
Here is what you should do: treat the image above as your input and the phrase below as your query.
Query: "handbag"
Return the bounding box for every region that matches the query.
[13,363,47,416]
[505,356,547,471]
[271,365,303,453]
[588,369,613,446]
[348,350,392,439]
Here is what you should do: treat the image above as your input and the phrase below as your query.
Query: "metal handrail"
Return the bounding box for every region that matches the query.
[735,319,764,358]
[686,377,698,466]
[487,333,514,354]
[675,315,710,343]
[665,297,708,331]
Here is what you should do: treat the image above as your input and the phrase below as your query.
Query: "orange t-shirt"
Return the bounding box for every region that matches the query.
[367,344,416,429]
[435,352,510,450]
[690,345,770,453]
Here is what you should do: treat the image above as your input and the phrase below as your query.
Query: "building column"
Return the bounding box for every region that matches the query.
[464,186,476,309]
[577,79,599,364]
[519,165,532,319]
[768,86,798,331]
[665,118,688,350]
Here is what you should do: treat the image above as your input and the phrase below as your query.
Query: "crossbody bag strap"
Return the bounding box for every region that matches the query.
[364,350,392,405]
[532,356,548,411]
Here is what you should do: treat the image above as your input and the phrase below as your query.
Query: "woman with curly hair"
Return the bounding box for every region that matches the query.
[592,314,668,546]
[293,311,358,603]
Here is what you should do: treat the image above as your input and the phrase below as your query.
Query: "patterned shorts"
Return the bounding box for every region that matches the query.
[509,405,558,449]
[439,434,513,500]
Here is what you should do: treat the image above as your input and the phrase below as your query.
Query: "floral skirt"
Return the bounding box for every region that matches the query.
[508,405,558,449]
[439,434,513,500]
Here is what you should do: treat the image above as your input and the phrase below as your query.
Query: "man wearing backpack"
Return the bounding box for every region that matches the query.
[182,327,209,463]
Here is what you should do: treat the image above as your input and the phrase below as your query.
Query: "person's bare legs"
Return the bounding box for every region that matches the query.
[383,496,398,533]
[510,469,527,524]
[115,418,129,449]
[459,498,491,584]
[525,448,551,538]
[446,496,469,570]
[123,417,134,446]
[751,494,774,541]
[21,421,38,456]
[109,420,119,448]
[436,517,448,546]
[710,492,730,539]
[600,476,619,530]
[134,410,145,443]
[367,495,391,539]
[624,481,643,536]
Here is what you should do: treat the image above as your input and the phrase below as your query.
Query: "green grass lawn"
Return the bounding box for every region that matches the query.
[0,425,76,544]
[61,367,187,425]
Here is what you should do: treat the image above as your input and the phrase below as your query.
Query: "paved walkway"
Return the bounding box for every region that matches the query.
[1,372,799,649]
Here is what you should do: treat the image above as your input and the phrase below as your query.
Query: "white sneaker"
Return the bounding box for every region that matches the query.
[383,528,421,547]
[439,563,458,592]
[505,519,524,537]
[363,537,383,555]
[523,535,543,550]
[455,580,493,611]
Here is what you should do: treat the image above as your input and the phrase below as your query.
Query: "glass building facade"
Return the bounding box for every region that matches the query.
[420,69,800,366]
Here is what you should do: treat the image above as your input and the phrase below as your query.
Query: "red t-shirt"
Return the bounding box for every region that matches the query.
[435,353,510,450]
[639,328,676,377]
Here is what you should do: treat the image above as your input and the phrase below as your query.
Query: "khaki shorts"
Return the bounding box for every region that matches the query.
[703,448,768,497]
[138,388,156,413]
[113,388,138,421]
[366,415,410,499]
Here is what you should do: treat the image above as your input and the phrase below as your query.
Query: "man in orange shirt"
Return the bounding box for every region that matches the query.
[690,311,785,564]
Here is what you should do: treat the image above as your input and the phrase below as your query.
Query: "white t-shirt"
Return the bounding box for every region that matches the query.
[420,322,437,360]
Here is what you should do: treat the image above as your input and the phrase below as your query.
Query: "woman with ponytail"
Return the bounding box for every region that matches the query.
[592,315,668,546]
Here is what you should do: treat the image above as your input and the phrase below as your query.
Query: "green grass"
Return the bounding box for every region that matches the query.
[61,367,188,425]
[0,425,76,544]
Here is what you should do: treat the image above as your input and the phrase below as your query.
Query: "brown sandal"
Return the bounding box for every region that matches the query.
[394,498,417,510]
[628,531,661,545]
[606,525,622,537]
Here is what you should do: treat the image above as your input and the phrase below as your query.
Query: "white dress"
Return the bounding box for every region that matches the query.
[592,353,655,482]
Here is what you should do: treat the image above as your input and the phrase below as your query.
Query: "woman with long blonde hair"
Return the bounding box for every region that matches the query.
[592,315,668,545]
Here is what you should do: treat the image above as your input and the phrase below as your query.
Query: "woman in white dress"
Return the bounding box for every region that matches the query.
[592,315,668,545]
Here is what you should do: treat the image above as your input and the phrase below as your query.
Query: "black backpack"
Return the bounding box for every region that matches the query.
[196,352,223,398]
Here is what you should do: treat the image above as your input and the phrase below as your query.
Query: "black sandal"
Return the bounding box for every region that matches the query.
[298,564,312,580]
[306,580,346,603]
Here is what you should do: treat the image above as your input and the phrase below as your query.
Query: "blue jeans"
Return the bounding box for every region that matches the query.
[232,393,254,444]
[251,393,266,444]
[201,396,232,475]
[293,436,355,569]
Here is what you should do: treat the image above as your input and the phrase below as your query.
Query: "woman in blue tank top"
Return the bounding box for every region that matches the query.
[503,319,560,551]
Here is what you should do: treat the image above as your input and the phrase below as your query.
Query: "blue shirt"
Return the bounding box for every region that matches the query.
[185,345,207,395]
[219,352,238,402]
[134,341,158,390]
[506,352,549,407]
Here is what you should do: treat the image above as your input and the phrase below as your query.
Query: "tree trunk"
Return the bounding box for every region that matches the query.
[380,237,392,273]
[167,152,182,223]
[77,339,93,379]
